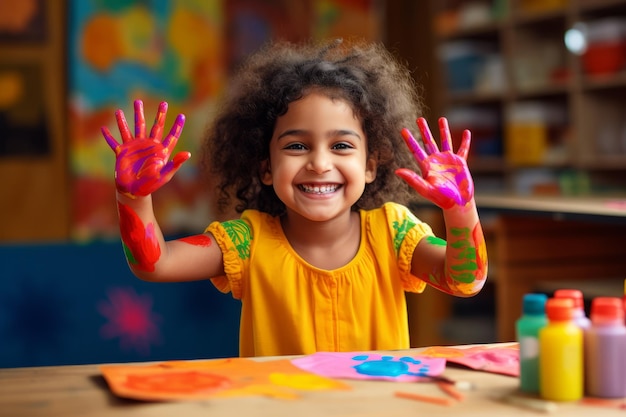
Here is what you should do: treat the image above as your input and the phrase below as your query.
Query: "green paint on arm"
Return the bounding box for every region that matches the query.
[450,271,477,283]
[452,262,478,272]
[122,241,137,266]
[450,227,470,238]
[426,236,446,246]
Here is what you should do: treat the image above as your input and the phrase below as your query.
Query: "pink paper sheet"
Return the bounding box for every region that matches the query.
[291,351,447,382]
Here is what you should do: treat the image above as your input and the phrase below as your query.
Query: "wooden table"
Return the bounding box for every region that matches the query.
[1,345,624,417]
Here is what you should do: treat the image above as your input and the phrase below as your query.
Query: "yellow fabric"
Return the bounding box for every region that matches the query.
[206,202,433,357]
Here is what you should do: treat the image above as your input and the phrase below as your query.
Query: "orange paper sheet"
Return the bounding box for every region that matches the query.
[100,357,350,401]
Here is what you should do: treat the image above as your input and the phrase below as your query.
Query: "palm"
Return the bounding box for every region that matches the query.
[102,100,190,197]
[396,117,474,209]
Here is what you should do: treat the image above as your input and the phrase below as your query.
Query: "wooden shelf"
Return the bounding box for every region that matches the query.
[429,0,626,195]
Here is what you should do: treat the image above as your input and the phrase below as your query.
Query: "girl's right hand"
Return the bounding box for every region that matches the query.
[101,100,191,198]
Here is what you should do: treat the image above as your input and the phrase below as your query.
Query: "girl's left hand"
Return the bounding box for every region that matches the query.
[396,117,474,209]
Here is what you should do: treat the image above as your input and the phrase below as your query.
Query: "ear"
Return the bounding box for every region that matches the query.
[260,159,273,185]
[365,155,377,184]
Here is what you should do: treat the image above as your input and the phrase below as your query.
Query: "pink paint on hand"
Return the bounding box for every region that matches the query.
[396,117,474,209]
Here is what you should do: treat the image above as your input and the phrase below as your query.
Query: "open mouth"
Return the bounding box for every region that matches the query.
[299,184,340,194]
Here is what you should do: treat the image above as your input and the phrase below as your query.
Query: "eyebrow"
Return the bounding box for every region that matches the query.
[276,129,362,141]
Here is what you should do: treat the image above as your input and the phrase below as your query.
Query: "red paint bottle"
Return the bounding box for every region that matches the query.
[554,289,590,329]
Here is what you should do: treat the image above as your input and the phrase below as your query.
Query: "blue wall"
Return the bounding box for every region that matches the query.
[0,241,240,368]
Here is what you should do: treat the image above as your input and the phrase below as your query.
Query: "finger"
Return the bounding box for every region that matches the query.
[134,100,146,139]
[416,117,439,154]
[160,152,191,181]
[162,114,186,153]
[101,126,120,152]
[401,128,428,162]
[115,109,133,143]
[438,117,453,152]
[395,168,434,199]
[149,101,168,141]
[457,129,471,160]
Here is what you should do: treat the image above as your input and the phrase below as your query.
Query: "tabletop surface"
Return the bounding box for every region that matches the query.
[1,344,624,417]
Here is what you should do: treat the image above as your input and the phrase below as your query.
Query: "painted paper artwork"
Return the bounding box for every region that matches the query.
[68,0,383,240]
[101,358,350,401]
[291,352,446,382]
[419,345,520,377]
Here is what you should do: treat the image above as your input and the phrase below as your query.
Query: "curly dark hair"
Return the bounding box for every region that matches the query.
[201,38,424,217]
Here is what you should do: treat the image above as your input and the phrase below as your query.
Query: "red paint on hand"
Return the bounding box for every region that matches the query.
[101,100,190,197]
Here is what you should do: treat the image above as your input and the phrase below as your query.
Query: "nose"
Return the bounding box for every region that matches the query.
[306,149,333,174]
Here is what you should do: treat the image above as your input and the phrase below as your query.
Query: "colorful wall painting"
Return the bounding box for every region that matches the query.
[69,0,384,240]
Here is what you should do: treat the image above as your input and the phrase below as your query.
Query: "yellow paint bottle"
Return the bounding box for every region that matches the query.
[539,298,584,401]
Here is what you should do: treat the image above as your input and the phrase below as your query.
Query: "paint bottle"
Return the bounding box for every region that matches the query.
[554,289,590,328]
[516,293,548,394]
[622,279,626,325]
[539,298,584,401]
[585,297,626,398]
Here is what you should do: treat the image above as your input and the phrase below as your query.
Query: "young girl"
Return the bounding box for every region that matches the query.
[102,39,488,357]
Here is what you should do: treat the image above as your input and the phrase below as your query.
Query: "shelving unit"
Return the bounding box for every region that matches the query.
[429,0,626,197]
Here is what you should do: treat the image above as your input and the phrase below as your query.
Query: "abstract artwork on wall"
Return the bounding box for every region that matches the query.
[68,0,384,241]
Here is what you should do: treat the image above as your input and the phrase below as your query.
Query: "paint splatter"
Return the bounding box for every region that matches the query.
[98,287,161,355]
[352,355,430,378]
[124,371,231,394]
[179,234,212,247]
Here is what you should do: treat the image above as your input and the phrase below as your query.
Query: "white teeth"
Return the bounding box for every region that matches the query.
[300,184,338,194]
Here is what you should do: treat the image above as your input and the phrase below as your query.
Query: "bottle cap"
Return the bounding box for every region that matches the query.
[590,297,624,323]
[554,289,584,309]
[522,293,548,315]
[545,298,574,321]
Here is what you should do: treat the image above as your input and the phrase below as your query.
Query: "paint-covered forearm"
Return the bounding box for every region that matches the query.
[114,193,164,274]
[396,117,488,296]
[440,199,488,295]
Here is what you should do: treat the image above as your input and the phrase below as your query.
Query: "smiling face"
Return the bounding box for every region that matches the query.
[261,91,377,223]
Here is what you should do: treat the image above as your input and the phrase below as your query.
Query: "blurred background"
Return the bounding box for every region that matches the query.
[1,0,626,368]
[0,0,404,368]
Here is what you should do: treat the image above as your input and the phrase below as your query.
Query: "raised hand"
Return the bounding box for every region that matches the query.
[102,100,191,198]
[396,117,474,210]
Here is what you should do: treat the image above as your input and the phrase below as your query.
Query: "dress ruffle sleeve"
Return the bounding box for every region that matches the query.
[397,221,430,293]
[205,221,244,300]
[383,202,432,294]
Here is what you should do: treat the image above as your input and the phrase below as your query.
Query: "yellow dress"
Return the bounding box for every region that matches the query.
[206,202,433,357]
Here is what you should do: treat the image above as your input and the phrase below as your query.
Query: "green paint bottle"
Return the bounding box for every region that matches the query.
[516,293,548,393]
